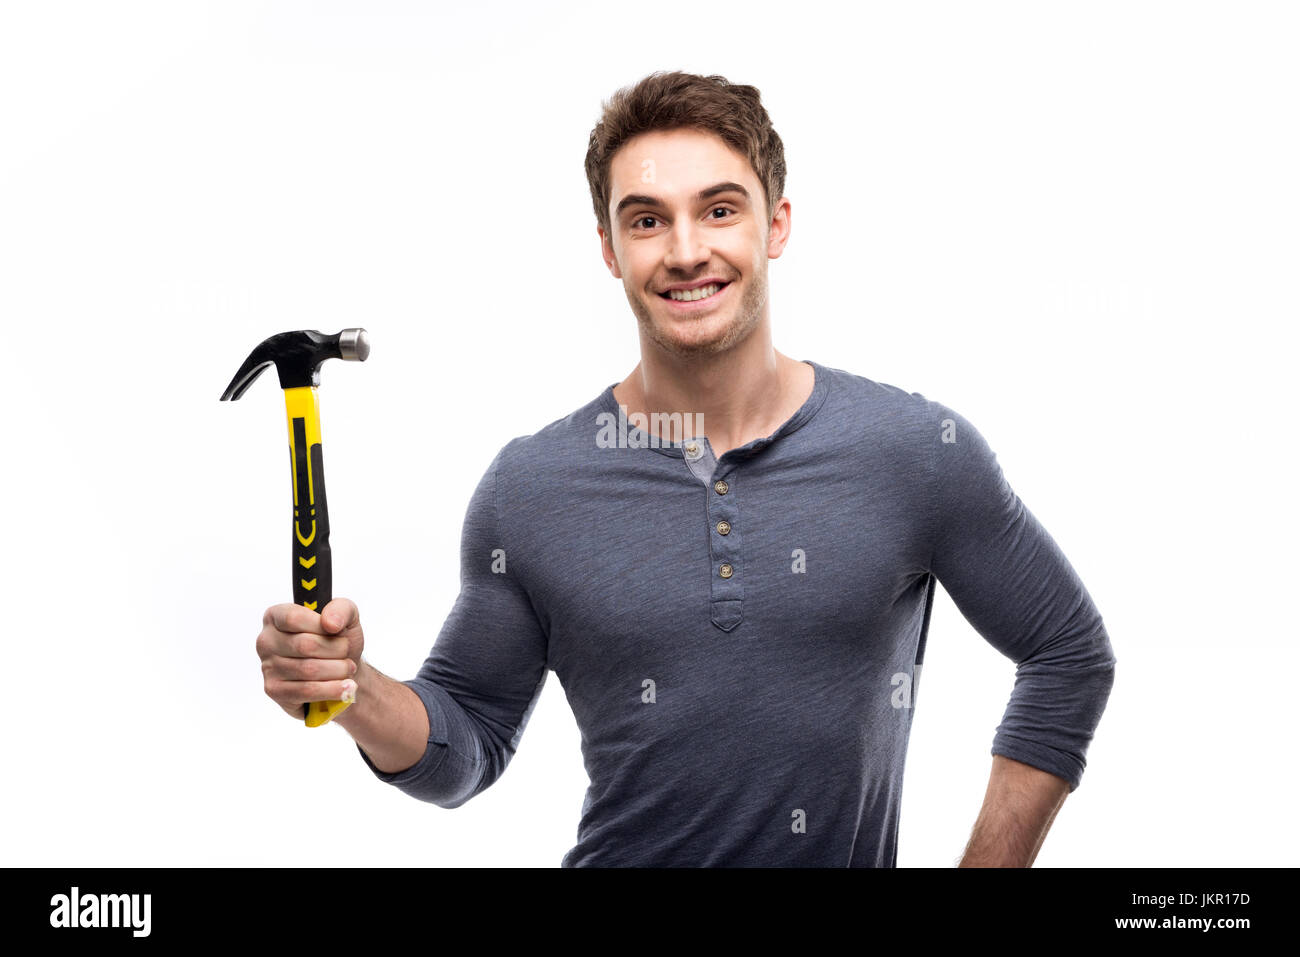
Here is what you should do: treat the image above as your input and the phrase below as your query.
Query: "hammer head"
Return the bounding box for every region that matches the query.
[220,328,370,400]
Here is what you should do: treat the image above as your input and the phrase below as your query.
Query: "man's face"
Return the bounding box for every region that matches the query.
[599,128,790,359]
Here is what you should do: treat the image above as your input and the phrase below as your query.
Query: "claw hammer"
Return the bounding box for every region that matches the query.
[221,329,370,727]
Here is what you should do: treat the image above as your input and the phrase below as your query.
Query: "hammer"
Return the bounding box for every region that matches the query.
[221,329,370,727]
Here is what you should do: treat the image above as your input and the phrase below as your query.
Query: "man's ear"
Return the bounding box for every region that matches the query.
[766,197,792,260]
[599,226,623,279]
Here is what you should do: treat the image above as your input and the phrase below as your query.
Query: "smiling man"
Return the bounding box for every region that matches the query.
[256,70,1116,867]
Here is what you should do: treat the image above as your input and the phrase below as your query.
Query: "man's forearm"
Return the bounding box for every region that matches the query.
[957,754,1070,867]
[334,659,430,774]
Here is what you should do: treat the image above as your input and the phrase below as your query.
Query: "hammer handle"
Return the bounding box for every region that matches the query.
[284,386,352,728]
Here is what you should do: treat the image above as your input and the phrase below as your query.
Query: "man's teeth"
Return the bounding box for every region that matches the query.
[666,283,723,302]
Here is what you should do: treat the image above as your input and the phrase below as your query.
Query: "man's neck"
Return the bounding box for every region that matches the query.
[612,340,815,459]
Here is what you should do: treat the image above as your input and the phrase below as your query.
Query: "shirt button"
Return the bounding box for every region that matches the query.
[716,520,731,535]
[719,563,734,578]
[685,442,700,460]
[713,480,729,495]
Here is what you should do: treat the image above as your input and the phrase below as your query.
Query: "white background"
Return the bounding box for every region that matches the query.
[2,0,1295,867]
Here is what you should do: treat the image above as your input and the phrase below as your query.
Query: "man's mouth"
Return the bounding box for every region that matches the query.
[659,282,730,303]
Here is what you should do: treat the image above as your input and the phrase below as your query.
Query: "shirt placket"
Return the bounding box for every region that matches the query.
[684,439,743,632]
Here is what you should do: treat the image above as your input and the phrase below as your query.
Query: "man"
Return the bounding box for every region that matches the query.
[256,70,1116,867]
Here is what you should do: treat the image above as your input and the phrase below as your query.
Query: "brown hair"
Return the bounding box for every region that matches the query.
[584,70,787,239]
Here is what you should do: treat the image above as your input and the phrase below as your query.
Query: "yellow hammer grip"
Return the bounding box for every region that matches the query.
[284,386,352,727]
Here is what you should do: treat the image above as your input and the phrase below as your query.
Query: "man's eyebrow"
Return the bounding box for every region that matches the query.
[614,182,751,219]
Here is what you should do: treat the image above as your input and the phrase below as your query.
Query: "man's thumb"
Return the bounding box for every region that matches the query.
[322,598,358,634]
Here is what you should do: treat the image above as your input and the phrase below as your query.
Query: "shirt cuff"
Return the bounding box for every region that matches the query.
[355,678,451,787]
[990,733,1084,793]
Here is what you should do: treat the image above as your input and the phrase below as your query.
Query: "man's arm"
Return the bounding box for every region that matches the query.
[957,755,1069,867]
[334,659,430,774]
[925,399,1116,863]
[349,439,550,808]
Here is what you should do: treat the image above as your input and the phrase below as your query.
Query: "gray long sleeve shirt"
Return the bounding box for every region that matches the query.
[357,360,1116,866]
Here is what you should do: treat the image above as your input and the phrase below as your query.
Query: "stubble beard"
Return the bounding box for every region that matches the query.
[627,266,768,361]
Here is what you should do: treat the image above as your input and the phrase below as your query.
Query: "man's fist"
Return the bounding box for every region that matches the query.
[256,597,365,720]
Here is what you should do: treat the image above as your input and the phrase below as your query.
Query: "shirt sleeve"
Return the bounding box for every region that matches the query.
[926,400,1116,792]
[356,440,550,808]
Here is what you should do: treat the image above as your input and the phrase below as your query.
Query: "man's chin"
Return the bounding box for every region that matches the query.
[646,318,741,358]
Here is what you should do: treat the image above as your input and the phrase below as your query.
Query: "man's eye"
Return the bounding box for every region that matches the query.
[631,208,733,230]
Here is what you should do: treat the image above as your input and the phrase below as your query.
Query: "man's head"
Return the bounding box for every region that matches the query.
[586,71,791,359]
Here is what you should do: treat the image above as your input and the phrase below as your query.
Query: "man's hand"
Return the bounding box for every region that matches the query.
[957,754,1070,867]
[256,598,365,720]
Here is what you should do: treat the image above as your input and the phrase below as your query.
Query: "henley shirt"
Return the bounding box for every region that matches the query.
[358,359,1117,866]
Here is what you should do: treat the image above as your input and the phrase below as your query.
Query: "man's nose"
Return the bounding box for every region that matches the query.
[664,218,711,271]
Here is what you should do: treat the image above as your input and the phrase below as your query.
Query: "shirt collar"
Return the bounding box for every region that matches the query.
[596,359,832,459]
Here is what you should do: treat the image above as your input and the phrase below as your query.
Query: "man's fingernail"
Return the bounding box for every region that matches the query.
[340,679,357,704]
